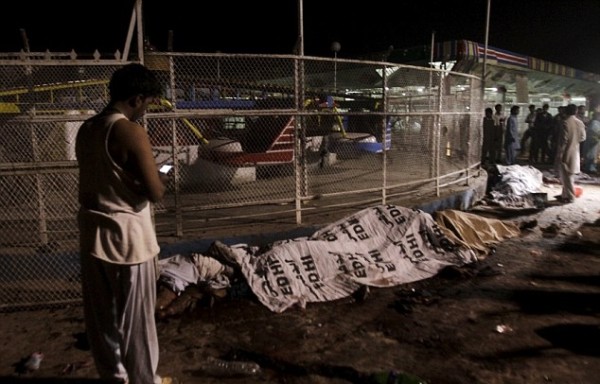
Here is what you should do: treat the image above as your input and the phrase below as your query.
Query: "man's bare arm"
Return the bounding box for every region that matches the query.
[113,119,166,203]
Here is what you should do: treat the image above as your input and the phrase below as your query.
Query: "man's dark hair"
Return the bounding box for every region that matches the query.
[109,63,163,101]
[565,103,577,116]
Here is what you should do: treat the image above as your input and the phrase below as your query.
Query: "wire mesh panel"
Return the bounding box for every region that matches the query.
[0,61,123,310]
[385,66,443,195]
[0,52,483,311]
[301,58,386,202]
[146,53,300,236]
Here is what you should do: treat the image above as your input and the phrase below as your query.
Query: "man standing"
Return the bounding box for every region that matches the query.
[75,63,171,384]
[481,107,496,165]
[492,104,505,163]
[555,104,586,203]
[521,104,536,161]
[549,106,566,165]
[581,111,600,174]
[576,105,590,126]
[504,105,521,165]
[532,103,554,163]
[576,104,590,160]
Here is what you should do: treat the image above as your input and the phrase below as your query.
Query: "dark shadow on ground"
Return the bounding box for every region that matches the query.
[536,323,600,356]
[0,379,113,383]
[471,323,600,360]
[509,289,600,315]
[526,273,600,288]
[428,279,600,316]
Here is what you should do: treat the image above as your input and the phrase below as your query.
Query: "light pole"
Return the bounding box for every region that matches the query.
[297,0,304,56]
[483,0,491,94]
[331,41,341,92]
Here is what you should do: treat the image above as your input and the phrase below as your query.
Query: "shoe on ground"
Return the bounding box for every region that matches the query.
[555,196,574,204]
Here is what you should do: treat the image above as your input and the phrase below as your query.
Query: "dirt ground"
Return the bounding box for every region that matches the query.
[1,165,600,384]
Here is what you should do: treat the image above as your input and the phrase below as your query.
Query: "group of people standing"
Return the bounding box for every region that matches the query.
[520,103,600,176]
[521,103,556,164]
[481,103,524,166]
[481,102,598,203]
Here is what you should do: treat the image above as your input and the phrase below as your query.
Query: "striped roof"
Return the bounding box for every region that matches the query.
[435,40,599,83]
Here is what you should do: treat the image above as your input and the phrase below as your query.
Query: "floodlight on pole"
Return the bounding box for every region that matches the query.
[331,41,341,92]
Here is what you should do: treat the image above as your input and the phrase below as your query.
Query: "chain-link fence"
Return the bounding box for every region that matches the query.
[0,51,483,311]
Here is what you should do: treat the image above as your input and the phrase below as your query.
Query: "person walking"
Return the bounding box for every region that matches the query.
[581,111,600,174]
[504,105,521,165]
[555,103,586,203]
[75,63,173,384]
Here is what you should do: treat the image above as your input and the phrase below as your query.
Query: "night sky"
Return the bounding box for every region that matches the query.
[1,0,599,73]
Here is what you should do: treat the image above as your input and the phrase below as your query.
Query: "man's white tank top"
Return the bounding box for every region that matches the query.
[76,112,160,265]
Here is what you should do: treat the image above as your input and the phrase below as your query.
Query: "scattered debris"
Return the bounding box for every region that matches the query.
[351,285,370,303]
[541,223,561,237]
[495,324,514,334]
[62,359,93,375]
[519,219,538,230]
[14,352,44,374]
[476,264,504,277]
[392,288,438,314]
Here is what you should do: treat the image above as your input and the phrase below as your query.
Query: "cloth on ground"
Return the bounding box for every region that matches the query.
[434,209,521,256]
[158,253,230,294]
[158,205,523,313]
[210,205,477,313]
[482,164,545,210]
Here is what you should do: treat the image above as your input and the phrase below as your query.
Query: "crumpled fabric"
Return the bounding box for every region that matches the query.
[491,164,543,196]
[158,253,230,294]
[486,164,545,209]
[211,205,477,313]
[434,209,521,256]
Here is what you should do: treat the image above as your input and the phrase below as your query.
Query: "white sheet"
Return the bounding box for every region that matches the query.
[214,205,477,313]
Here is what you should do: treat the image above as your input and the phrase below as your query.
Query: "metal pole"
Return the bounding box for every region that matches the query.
[122,0,139,62]
[168,55,183,237]
[295,0,305,224]
[429,31,435,70]
[298,0,304,56]
[483,0,491,93]
[136,0,144,63]
[381,65,388,204]
[167,30,174,52]
[334,52,337,92]
[331,42,340,92]
[19,29,49,245]
[429,30,435,108]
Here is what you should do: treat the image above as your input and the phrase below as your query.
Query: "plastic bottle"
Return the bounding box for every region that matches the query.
[201,357,261,376]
